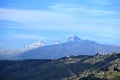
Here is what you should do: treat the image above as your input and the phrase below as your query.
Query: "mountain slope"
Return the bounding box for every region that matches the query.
[0,41,46,60]
[0,53,120,80]
[16,36,120,59]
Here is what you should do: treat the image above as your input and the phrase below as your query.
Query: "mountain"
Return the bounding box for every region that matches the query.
[69,35,81,41]
[0,52,120,80]
[16,35,120,59]
[0,49,23,60]
[0,41,45,60]
[22,40,46,51]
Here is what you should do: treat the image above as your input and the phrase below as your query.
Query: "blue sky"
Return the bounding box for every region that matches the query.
[0,0,120,49]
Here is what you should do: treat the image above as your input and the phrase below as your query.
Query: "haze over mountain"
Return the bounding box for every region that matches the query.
[16,35,120,59]
[0,41,46,60]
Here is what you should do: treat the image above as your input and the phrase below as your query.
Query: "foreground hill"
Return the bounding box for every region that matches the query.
[16,35,120,59]
[0,52,120,80]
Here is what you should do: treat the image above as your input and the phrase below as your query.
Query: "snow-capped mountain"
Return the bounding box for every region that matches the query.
[16,35,120,59]
[0,41,46,59]
[23,41,45,51]
[68,35,81,41]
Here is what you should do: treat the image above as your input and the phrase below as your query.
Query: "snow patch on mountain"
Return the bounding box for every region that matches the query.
[68,35,81,41]
[53,41,61,45]
[23,40,45,50]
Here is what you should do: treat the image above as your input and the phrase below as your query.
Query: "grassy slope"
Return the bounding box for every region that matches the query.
[0,53,120,80]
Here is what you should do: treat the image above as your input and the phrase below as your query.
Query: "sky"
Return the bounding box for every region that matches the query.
[0,0,120,49]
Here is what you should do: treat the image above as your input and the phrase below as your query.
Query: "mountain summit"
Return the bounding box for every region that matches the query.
[24,40,45,49]
[68,35,81,41]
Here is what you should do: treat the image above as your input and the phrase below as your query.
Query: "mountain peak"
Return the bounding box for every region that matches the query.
[24,40,45,50]
[68,35,81,41]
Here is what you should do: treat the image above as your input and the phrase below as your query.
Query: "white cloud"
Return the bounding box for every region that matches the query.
[0,8,73,23]
[0,3,118,24]
[49,2,82,13]
[10,33,48,40]
[49,2,118,16]
[86,0,111,5]
[0,7,119,29]
[89,9,119,16]
[0,5,120,42]
[9,33,59,42]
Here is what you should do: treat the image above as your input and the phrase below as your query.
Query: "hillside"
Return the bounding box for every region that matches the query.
[0,52,120,80]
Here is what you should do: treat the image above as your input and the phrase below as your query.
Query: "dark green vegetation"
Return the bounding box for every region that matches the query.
[0,53,120,80]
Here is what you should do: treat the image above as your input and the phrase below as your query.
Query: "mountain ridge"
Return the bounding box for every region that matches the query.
[0,52,120,80]
[16,36,120,59]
